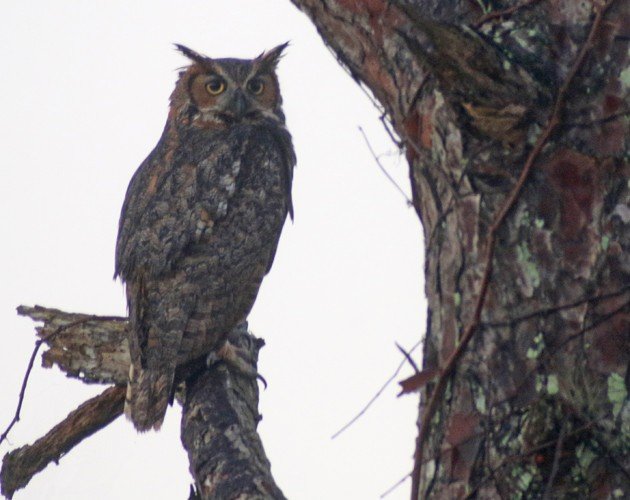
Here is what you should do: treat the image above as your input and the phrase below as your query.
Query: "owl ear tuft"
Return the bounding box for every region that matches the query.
[257,42,289,71]
[174,44,210,65]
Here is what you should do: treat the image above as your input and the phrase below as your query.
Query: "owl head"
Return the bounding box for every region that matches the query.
[170,43,288,128]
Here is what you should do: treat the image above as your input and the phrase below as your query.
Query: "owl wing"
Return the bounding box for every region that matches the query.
[264,124,296,273]
[117,133,246,431]
[114,133,244,282]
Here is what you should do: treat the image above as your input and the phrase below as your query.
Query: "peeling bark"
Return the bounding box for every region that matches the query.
[1,307,283,500]
[290,0,630,498]
[16,305,130,385]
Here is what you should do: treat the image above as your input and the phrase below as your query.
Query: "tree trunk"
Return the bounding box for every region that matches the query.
[290,1,629,498]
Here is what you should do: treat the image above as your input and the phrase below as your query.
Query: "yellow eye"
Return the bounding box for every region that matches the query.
[206,79,226,95]
[247,79,264,95]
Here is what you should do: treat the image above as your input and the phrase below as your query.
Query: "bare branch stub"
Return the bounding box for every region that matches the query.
[1,308,128,448]
[1,308,130,498]
[359,126,412,206]
[17,305,130,385]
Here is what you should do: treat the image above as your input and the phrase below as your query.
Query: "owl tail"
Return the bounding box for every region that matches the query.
[124,363,173,432]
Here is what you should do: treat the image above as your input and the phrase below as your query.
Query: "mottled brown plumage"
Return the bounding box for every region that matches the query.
[115,44,295,431]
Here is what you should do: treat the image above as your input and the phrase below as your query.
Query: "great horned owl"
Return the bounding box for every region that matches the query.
[115,44,295,432]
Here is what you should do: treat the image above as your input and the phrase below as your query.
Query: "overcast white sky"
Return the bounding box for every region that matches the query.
[0,2,425,499]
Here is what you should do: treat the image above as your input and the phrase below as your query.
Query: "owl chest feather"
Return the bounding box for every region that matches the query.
[186,124,289,246]
[115,122,293,282]
[186,134,289,279]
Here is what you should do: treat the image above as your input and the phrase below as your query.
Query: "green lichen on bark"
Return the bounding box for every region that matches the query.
[607,373,628,419]
[289,0,630,498]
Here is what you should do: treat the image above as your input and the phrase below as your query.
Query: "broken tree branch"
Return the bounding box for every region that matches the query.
[17,305,130,385]
[0,307,128,448]
[1,306,284,499]
[1,385,125,499]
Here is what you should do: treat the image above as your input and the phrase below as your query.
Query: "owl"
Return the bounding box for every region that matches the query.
[114,44,295,432]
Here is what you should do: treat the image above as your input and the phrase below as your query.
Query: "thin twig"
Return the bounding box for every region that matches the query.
[0,315,125,446]
[542,422,567,500]
[589,433,630,482]
[396,342,420,373]
[474,0,543,27]
[555,297,630,352]
[0,338,42,447]
[483,284,630,328]
[410,3,616,498]
[465,421,596,499]
[380,113,404,150]
[380,471,411,498]
[359,126,413,206]
[322,40,394,127]
[331,339,422,439]
[563,109,630,128]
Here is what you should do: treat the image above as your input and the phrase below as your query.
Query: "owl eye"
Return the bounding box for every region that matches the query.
[205,79,226,95]
[247,79,265,95]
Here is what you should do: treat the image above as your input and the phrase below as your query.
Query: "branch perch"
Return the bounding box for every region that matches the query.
[1,306,284,499]
[182,325,286,500]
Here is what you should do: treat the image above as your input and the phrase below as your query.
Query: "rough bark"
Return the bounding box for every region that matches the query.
[290,1,629,498]
[1,385,125,498]
[182,325,286,500]
[16,305,130,385]
[1,307,283,500]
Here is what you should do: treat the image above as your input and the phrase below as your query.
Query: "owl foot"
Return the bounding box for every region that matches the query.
[207,341,268,388]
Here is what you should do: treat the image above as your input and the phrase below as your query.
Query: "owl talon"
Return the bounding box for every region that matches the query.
[207,340,262,382]
[205,351,222,368]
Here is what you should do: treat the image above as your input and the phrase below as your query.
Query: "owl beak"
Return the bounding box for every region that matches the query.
[228,89,250,121]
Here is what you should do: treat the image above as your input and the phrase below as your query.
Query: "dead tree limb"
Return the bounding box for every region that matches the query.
[182,325,286,500]
[16,305,129,385]
[1,307,284,499]
[1,386,125,499]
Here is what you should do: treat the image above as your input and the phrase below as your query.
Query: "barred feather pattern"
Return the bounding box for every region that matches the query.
[115,47,294,431]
